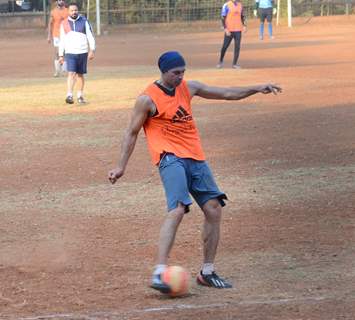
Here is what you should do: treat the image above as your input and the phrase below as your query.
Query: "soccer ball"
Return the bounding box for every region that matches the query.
[162,266,190,297]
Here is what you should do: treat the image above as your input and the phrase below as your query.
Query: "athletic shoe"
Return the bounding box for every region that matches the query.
[232,64,241,69]
[197,271,232,289]
[216,62,223,69]
[65,96,74,104]
[53,72,59,78]
[77,96,86,104]
[150,274,172,294]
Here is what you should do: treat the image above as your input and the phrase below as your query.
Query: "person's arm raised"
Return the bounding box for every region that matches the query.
[188,81,282,101]
[108,95,154,184]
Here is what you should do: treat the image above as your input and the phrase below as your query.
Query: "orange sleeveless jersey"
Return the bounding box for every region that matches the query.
[142,80,206,165]
[50,7,69,37]
[225,1,243,32]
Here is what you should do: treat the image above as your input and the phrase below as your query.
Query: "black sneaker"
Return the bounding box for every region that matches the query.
[197,271,232,289]
[77,96,86,104]
[65,96,74,104]
[150,274,171,294]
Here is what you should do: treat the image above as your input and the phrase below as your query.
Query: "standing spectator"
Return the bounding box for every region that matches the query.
[254,0,276,40]
[58,2,95,105]
[217,0,247,69]
[47,0,68,77]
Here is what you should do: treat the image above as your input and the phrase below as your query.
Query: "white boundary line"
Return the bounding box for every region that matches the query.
[13,295,336,320]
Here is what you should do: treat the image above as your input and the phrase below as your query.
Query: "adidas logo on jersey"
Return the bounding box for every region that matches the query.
[172,106,192,123]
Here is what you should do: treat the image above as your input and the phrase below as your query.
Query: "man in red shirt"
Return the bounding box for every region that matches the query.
[47,0,68,77]
[217,0,247,69]
[109,51,281,294]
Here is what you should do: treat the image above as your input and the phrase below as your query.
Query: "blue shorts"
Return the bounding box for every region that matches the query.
[158,153,227,213]
[65,53,88,74]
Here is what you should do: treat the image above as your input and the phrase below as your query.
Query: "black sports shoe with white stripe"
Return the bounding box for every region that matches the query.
[65,96,74,104]
[197,271,232,289]
[150,274,172,294]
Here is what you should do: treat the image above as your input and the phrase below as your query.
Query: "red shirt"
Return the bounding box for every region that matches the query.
[142,81,205,165]
[50,7,68,37]
[224,1,243,32]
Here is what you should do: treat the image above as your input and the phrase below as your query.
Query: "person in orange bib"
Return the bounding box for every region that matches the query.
[109,51,282,294]
[217,0,247,69]
[47,0,68,77]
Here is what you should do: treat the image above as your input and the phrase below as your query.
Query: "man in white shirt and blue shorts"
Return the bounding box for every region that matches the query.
[58,2,95,105]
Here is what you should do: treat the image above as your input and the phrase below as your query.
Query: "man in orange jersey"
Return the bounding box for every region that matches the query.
[47,0,68,77]
[109,51,281,293]
[217,0,247,69]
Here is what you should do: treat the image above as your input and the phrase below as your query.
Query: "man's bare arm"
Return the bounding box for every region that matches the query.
[108,95,154,184]
[188,81,282,100]
[47,16,53,43]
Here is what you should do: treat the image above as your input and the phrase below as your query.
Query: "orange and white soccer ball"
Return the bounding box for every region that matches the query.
[162,266,190,297]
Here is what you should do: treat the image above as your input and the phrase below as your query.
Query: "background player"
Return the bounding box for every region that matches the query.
[47,0,68,77]
[254,0,277,40]
[58,2,95,105]
[217,0,247,69]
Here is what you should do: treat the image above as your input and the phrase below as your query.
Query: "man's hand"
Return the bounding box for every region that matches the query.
[243,26,247,33]
[259,84,282,95]
[108,167,124,184]
[224,29,231,36]
[88,50,95,60]
[47,36,51,44]
[58,56,64,65]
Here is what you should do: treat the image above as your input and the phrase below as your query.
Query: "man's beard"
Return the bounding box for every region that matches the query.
[71,13,78,19]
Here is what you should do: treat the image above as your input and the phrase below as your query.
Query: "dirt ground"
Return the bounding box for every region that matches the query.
[0,16,355,320]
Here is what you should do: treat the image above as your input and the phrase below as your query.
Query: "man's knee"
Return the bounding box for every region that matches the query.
[203,199,222,222]
[167,202,186,222]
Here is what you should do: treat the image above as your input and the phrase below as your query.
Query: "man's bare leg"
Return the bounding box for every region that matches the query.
[197,198,232,288]
[202,198,221,265]
[151,203,185,292]
[76,74,86,103]
[65,72,76,104]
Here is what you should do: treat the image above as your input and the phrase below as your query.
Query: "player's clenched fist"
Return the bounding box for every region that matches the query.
[108,167,124,184]
[259,84,282,95]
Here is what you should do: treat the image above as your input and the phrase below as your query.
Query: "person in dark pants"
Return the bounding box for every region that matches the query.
[217,0,247,69]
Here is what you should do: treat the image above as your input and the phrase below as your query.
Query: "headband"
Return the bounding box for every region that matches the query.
[158,51,186,73]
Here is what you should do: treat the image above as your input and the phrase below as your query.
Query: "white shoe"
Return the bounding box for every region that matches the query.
[77,96,86,104]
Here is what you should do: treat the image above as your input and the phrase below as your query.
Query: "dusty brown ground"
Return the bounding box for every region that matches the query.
[0,16,355,320]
